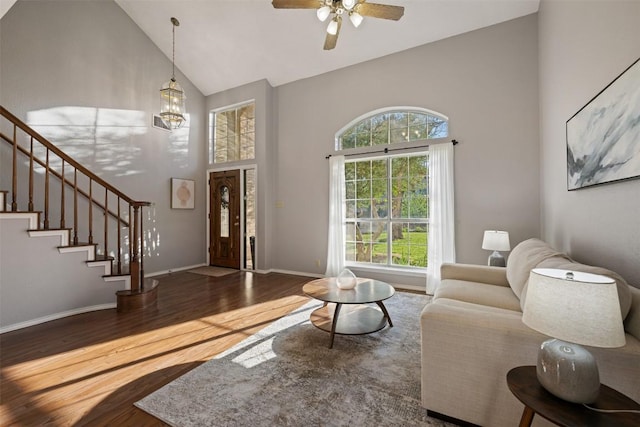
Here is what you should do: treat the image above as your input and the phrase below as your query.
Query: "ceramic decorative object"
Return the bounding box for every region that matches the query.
[336,268,357,290]
[536,339,600,403]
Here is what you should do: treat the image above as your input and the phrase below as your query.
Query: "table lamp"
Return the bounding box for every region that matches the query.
[482,230,510,267]
[522,268,626,404]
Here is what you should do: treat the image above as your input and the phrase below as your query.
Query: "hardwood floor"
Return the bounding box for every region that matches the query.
[0,271,313,426]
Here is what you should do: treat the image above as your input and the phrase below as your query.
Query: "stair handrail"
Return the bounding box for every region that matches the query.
[1,137,131,226]
[0,105,151,291]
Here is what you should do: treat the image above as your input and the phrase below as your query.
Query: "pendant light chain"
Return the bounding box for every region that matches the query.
[171,17,179,81]
[159,16,186,130]
[172,22,175,80]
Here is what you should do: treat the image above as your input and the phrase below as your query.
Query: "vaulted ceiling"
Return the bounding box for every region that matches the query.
[2,1,540,96]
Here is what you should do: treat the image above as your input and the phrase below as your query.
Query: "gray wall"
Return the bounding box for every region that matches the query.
[206,79,277,271]
[0,0,208,275]
[2,2,545,291]
[538,0,640,286]
[0,216,121,330]
[273,14,540,280]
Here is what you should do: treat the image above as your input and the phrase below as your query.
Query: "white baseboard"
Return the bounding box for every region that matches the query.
[146,263,207,277]
[268,269,323,278]
[0,303,116,334]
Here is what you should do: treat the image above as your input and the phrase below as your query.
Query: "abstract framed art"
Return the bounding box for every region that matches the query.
[171,178,195,209]
[566,57,640,190]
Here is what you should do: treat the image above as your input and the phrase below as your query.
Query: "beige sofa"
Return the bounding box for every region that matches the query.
[420,238,640,426]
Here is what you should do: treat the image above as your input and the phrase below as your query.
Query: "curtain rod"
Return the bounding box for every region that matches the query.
[325,139,458,159]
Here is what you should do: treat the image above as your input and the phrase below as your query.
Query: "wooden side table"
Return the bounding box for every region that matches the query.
[507,366,640,427]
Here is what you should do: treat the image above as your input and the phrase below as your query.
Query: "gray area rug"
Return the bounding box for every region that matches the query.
[135,292,456,427]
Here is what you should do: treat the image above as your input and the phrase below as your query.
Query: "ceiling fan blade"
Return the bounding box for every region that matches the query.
[357,3,404,20]
[272,0,321,9]
[323,17,342,50]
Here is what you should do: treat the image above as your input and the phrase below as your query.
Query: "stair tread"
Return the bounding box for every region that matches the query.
[89,255,115,262]
[28,228,72,232]
[104,273,131,278]
[58,242,98,248]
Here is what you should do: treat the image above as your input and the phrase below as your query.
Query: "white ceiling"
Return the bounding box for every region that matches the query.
[3,1,540,96]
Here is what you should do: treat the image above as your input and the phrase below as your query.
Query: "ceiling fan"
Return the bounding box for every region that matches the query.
[272,0,404,50]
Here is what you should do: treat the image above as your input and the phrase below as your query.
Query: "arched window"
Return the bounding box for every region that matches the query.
[336,108,448,150]
[331,108,450,270]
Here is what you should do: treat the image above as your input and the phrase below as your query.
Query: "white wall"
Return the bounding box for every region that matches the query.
[273,14,540,281]
[538,0,640,286]
[0,0,208,275]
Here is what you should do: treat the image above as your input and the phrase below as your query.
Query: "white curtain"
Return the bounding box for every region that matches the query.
[426,142,456,295]
[325,155,345,277]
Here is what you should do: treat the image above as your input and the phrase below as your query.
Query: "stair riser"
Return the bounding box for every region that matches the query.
[0,212,131,331]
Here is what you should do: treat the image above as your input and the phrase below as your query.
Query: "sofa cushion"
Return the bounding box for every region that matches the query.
[525,256,633,320]
[435,280,522,312]
[506,238,569,299]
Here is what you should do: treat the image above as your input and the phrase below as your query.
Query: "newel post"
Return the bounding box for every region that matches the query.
[130,204,141,292]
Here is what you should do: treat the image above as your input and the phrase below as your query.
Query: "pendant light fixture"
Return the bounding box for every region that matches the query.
[159,17,186,130]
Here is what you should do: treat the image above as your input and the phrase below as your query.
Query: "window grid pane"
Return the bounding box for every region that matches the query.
[213,102,256,164]
[344,153,429,269]
[337,109,448,150]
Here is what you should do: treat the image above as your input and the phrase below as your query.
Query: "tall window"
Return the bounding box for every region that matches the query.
[345,154,428,267]
[338,108,448,269]
[212,101,255,164]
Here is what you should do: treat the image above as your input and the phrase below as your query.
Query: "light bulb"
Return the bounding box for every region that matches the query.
[317,6,331,22]
[327,18,339,35]
[349,11,363,28]
[342,0,356,10]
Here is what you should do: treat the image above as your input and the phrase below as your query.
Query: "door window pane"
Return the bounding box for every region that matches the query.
[220,186,230,238]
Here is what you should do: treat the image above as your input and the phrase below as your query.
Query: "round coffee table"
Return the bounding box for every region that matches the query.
[302,277,395,348]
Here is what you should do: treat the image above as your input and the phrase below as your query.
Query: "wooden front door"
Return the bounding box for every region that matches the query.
[209,170,241,268]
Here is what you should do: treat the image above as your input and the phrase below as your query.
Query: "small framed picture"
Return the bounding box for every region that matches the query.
[171,178,195,209]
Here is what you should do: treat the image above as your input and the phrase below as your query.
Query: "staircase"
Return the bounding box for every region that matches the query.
[0,106,158,332]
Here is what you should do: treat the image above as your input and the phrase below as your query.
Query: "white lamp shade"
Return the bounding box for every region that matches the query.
[317,6,331,22]
[481,230,510,251]
[522,268,625,348]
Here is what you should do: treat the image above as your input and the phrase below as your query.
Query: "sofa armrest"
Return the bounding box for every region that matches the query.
[440,263,509,287]
[624,286,640,340]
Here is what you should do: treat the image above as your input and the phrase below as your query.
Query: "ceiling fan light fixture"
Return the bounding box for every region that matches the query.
[271,0,404,50]
[317,5,331,22]
[349,11,363,27]
[327,16,339,35]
